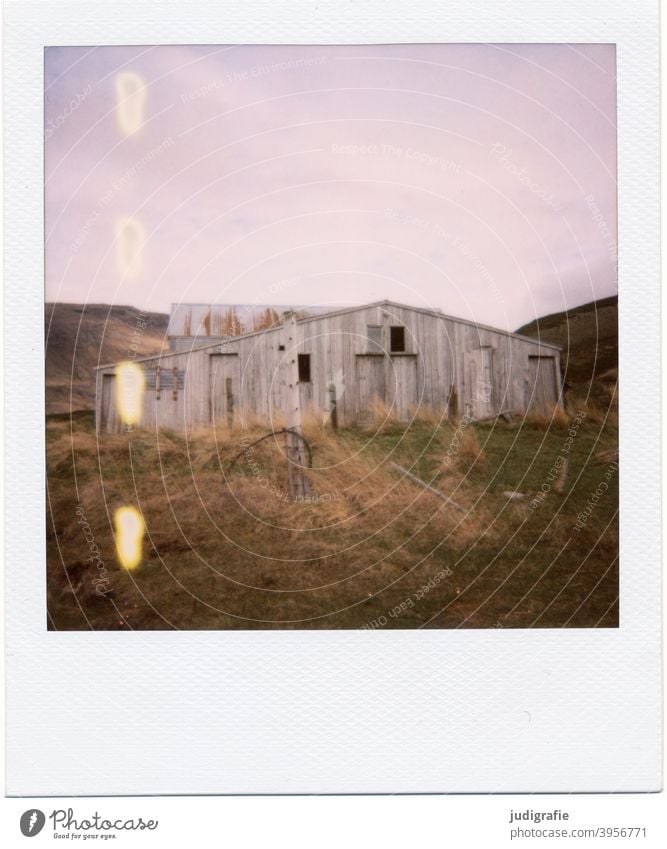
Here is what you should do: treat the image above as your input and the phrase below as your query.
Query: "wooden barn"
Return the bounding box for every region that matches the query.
[95,300,563,434]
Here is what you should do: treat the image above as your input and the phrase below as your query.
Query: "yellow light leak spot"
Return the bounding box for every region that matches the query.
[116,361,145,427]
[116,217,144,278]
[114,506,145,570]
[115,71,146,135]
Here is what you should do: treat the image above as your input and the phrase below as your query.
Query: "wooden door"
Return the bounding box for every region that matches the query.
[527,356,559,415]
[463,349,494,419]
[477,348,494,418]
[356,355,385,421]
[101,374,121,433]
[388,355,418,420]
[210,354,241,426]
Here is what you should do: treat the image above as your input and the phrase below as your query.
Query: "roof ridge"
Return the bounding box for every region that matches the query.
[96,299,561,368]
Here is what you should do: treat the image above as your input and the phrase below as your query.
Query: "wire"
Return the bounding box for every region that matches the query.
[227,428,313,472]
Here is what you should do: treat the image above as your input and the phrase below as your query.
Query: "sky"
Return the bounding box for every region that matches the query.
[44,43,617,331]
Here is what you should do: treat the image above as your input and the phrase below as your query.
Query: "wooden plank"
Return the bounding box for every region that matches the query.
[283,312,310,499]
[390,462,466,512]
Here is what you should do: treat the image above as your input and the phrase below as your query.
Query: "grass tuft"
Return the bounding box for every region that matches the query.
[46,396,618,630]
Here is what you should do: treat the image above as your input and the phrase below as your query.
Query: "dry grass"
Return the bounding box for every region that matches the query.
[577,396,618,427]
[441,424,486,474]
[46,405,619,631]
[524,403,571,431]
[340,397,403,433]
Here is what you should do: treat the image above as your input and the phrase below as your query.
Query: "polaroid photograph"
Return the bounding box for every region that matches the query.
[3,0,661,807]
[45,42,619,633]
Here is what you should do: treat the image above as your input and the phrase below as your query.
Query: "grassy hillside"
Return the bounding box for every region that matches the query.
[517,295,618,392]
[46,296,618,630]
[45,303,168,414]
[47,406,618,630]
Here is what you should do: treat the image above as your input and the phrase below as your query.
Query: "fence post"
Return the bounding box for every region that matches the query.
[328,382,338,430]
[283,311,310,500]
[225,376,234,428]
[447,384,458,421]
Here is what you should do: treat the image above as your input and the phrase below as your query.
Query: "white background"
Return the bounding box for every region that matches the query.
[1,0,663,842]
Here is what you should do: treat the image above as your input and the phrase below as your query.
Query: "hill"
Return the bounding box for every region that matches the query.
[45,296,618,416]
[516,295,618,389]
[45,303,168,414]
[45,296,619,631]
[46,410,618,630]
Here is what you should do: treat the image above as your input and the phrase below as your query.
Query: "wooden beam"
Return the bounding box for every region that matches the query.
[225,377,234,428]
[327,382,338,430]
[283,311,311,500]
[390,462,465,512]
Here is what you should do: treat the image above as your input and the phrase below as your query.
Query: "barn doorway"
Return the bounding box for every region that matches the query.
[463,349,494,419]
[100,374,121,433]
[388,355,418,419]
[356,355,385,422]
[527,356,559,415]
[210,353,240,427]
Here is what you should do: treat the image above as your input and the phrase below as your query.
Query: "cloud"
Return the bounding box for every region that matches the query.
[45,43,617,329]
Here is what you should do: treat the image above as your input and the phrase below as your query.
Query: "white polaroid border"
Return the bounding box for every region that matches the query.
[4,0,660,794]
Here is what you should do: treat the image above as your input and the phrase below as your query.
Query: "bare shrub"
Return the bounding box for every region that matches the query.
[524,404,570,431]
[441,424,485,477]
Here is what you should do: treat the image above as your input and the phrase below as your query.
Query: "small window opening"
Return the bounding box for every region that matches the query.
[278,344,285,351]
[298,354,311,382]
[390,326,406,352]
[367,325,383,353]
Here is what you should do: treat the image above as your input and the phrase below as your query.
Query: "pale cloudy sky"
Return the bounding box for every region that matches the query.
[45,43,617,330]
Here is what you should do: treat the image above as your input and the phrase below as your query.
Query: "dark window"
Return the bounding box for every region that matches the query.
[278,344,285,351]
[366,325,383,353]
[390,326,406,352]
[143,368,184,390]
[298,354,311,382]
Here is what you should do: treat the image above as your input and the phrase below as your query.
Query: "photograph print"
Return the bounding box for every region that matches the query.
[45,43,618,630]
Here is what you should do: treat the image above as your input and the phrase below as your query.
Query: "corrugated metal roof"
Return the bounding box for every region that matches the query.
[167,304,334,338]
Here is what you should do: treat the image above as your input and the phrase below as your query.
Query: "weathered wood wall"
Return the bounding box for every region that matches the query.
[95,303,562,433]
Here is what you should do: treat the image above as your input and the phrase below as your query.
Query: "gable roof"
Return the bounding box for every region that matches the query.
[95,299,561,369]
